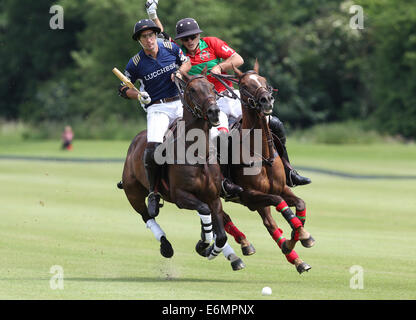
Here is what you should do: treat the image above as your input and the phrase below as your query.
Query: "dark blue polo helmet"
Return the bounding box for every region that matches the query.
[132,19,161,41]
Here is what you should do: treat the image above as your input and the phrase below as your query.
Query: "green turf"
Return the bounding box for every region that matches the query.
[0,140,415,299]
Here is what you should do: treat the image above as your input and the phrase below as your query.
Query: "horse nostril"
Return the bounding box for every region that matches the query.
[208,107,219,116]
[260,97,267,105]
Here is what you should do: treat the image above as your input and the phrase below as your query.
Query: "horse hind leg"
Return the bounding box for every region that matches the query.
[174,190,219,255]
[123,179,173,258]
[206,199,246,271]
[221,240,245,271]
[222,209,256,256]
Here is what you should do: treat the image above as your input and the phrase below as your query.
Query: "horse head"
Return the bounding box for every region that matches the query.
[233,59,274,116]
[181,66,220,127]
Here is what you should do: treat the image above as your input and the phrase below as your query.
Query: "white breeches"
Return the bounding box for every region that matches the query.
[210,92,242,140]
[146,100,183,143]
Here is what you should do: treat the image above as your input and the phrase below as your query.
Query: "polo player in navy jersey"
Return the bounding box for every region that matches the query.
[118,19,191,218]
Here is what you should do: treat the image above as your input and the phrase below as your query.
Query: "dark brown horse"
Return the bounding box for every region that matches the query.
[121,69,245,270]
[220,61,315,274]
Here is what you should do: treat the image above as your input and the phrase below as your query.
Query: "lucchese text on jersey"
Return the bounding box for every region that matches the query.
[144,62,177,81]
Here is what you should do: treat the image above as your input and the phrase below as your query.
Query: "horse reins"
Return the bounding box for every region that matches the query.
[175,74,217,122]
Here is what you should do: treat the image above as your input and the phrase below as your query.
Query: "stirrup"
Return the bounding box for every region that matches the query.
[288,169,311,187]
[287,170,295,187]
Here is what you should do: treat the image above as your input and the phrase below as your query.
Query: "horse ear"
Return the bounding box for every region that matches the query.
[232,63,243,78]
[202,65,208,76]
[254,58,259,73]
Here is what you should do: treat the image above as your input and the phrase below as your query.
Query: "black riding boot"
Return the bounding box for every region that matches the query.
[215,133,244,200]
[269,116,311,187]
[221,177,244,199]
[143,143,162,218]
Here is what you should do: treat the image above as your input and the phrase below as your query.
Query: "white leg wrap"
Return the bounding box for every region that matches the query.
[222,243,236,259]
[208,241,227,260]
[146,219,165,242]
[198,213,213,243]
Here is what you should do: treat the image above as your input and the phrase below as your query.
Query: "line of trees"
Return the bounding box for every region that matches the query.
[0,0,415,138]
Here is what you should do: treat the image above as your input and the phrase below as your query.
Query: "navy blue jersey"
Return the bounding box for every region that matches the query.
[123,39,188,106]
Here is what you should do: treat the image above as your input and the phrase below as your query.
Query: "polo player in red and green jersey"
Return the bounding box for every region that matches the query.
[145,1,311,188]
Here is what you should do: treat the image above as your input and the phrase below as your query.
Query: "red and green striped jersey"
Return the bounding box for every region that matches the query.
[182,37,236,93]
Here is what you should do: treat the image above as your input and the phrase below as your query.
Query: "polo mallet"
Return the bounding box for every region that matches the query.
[112,67,143,98]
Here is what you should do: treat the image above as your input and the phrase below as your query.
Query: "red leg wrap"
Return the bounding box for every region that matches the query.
[224,221,245,244]
[290,217,303,229]
[272,228,299,265]
[296,208,306,226]
[293,230,300,241]
[272,228,286,247]
[276,201,303,229]
[276,201,289,212]
[285,250,299,264]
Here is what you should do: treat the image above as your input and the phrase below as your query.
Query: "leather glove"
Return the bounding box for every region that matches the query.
[138,91,151,105]
[145,0,159,19]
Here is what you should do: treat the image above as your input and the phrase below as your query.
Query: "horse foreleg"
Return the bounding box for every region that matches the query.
[281,185,306,225]
[281,186,315,250]
[239,189,302,230]
[174,189,214,254]
[257,206,311,274]
[206,198,229,261]
[239,189,313,252]
[222,209,256,256]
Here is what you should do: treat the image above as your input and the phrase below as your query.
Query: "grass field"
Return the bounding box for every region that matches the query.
[0,139,415,299]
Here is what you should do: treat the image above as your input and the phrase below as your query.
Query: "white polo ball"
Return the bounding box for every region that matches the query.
[261,286,272,296]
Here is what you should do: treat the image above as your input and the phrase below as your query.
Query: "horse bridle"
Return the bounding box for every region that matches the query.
[211,71,275,111]
[175,74,218,121]
[239,72,274,110]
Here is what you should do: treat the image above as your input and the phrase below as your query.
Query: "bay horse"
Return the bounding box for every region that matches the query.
[120,69,245,271]
[217,61,315,274]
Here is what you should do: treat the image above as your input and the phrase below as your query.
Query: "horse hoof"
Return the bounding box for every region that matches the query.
[281,240,292,255]
[301,235,315,248]
[160,236,174,258]
[195,240,210,257]
[231,258,245,271]
[296,262,312,274]
[241,244,256,256]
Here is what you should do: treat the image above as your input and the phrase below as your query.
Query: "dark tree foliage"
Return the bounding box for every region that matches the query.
[0,0,415,138]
